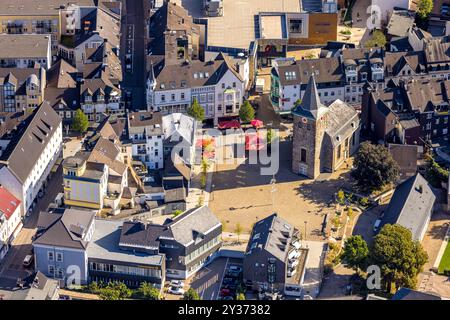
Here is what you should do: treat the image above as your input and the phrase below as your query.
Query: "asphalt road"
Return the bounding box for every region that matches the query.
[0,165,63,298]
[121,0,147,110]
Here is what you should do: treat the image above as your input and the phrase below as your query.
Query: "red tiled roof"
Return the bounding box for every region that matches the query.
[0,186,20,220]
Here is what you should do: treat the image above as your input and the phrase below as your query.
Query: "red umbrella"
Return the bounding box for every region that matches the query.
[251,119,264,128]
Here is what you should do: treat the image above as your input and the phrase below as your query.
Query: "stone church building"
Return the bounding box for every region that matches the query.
[292,75,360,179]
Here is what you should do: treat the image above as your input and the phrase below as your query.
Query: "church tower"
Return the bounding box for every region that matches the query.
[292,74,328,179]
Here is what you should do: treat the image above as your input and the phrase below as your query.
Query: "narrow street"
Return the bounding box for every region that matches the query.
[121,0,147,110]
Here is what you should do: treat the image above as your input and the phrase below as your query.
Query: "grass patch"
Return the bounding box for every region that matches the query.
[438,241,450,275]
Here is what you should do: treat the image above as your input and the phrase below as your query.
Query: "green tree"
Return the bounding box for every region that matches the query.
[201,158,210,173]
[187,98,205,122]
[291,99,302,112]
[138,282,160,300]
[72,108,89,134]
[425,155,449,187]
[341,235,369,273]
[352,142,400,191]
[239,100,255,123]
[371,224,428,293]
[235,223,243,243]
[87,281,101,294]
[183,288,200,300]
[267,129,276,145]
[99,282,132,300]
[360,197,369,207]
[364,30,387,48]
[236,293,245,300]
[347,207,354,219]
[173,210,183,217]
[417,0,433,20]
[337,189,345,205]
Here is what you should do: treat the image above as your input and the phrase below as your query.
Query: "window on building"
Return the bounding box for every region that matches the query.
[300,148,306,163]
[56,253,63,262]
[289,19,303,33]
[48,265,54,275]
[337,145,342,159]
[48,251,54,261]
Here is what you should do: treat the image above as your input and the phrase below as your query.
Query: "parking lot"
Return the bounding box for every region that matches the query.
[189,257,243,300]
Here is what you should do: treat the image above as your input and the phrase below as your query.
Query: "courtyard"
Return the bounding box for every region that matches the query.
[208,95,354,240]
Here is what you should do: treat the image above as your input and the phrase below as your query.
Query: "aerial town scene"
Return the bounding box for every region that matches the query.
[0,0,449,306]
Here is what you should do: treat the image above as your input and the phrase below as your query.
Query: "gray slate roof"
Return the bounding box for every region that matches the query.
[168,205,221,246]
[33,208,96,250]
[293,74,325,119]
[324,100,359,146]
[87,219,164,266]
[380,173,435,241]
[0,101,61,183]
[245,213,295,262]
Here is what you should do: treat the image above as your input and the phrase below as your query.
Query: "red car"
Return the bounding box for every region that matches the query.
[220,288,232,297]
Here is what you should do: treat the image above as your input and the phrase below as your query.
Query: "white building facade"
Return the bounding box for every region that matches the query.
[0,102,62,215]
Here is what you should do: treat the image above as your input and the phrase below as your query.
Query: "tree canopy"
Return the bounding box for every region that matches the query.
[183,288,200,300]
[239,100,255,123]
[138,282,160,300]
[371,224,428,293]
[72,108,89,134]
[341,235,369,272]
[187,98,205,122]
[417,0,433,20]
[98,282,132,300]
[352,142,400,191]
[364,30,387,48]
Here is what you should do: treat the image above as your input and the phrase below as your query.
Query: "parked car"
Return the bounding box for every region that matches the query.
[226,270,241,278]
[220,288,232,297]
[228,265,243,273]
[373,219,382,232]
[168,286,185,295]
[23,255,34,268]
[169,280,185,288]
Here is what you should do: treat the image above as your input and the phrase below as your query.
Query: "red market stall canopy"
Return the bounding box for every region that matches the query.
[218,119,241,130]
[251,119,264,128]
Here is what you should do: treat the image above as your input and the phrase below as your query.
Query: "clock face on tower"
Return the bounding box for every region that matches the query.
[301,117,308,124]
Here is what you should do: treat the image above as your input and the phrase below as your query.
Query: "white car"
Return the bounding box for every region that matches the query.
[168,286,185,295]
[23,255,34,268]
[170,280,185,288]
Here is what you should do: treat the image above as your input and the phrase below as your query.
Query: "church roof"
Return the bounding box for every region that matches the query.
[293,74,326,119]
